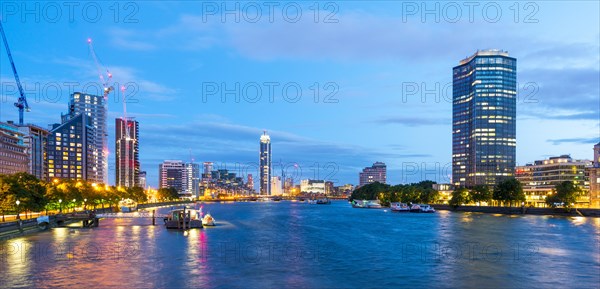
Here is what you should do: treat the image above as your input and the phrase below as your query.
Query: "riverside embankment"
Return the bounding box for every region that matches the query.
[434,204,600,217]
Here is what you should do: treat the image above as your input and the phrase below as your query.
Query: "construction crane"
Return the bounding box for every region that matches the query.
[0,22,30,125]
[88,38,133,187]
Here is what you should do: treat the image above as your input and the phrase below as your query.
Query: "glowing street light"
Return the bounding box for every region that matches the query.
[58,199,62,213]
[15,200,20,220]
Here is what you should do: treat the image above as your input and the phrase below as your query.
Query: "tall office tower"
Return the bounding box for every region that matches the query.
[14,123,49,179]
[47,113,98,182]
[0,121,28,175]
[270,176,282,195]
[139,171,147,189]
[359,162,387,186]
[452,50,517,187]
[183,162,200,198]
[159,160,185,193]
[69,92,107,183]
[259,131,272,195]
[203,162,213,175]
[115,118,140,188]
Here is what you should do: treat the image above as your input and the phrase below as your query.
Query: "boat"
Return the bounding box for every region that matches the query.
[390,202,410,212]
[420,204,436,213]
[351,200,382,209]
[409,204,422,212]
[163,206,203,229]
[272,196,282,202]
[202,213,216,226]
[119,199,137,212]
[316,198,331,205]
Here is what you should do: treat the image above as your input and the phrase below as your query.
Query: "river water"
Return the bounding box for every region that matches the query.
[1,201,599,289]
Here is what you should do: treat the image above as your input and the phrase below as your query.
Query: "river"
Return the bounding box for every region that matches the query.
[1,201,599,288]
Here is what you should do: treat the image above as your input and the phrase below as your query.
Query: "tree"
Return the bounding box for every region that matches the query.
[157,187,179,201]
[471,185,492,205]
[449,187,470,207]
[493,178,524,207]
[350,182,390,202]
[546,181,582,208]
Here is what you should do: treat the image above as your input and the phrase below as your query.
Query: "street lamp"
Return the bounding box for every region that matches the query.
[72,199,76,212]
[83,198,87,210]
[58,199,62,213]
[15,200,20,220]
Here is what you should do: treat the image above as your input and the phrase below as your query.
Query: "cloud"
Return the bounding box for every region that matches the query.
[547,137,600,145]
[373,116,449,126]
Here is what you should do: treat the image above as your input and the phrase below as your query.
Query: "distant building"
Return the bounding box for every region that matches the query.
[588,143,600,208]
[259,131,271,195]
[335,184,354,196]
[516,155,591,207]
[271,176,282,195]
[0,121,28,175]
[159,160,185,193]
[184,163,200,198]
[359,162,387,186]
[301,179,326,194]
[325,181,334,195]
[433,184,455,204]
[15,123,49,179]
[452,50,517,187]
[47,113,98,182]
[115,118,140,188]
[69,92,107,183]
[247,174,254,191]
[139,171,147,189]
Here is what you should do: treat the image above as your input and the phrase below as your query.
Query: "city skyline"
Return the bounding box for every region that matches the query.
[0,2,598,187]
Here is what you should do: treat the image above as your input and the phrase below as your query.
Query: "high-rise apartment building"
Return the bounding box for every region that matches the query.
[159,160,185,193]
[359,162,387,186]
[47,113,98,182]
[183,162,200,198]
[139,171,147,189]
[115,118,139,188]
[452,50,517,187]
[259,131,271,195]
[69,92,107,183]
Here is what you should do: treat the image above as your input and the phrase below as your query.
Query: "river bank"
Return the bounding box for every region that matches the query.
[433,204,600,217]
[0,201,195,240]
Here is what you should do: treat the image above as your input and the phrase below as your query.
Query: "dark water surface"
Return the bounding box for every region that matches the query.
[1,201,599,288]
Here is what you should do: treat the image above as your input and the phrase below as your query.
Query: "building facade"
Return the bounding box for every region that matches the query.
[183,162,200,198]
[259,131,271,195]
[47,113,98,182]
[0,121,28,175]
[300,179,326,194]
[452,50,517,187]
[115,118,140,188]
[16,123,49,180]
[159,160,185,193]
[69,92,107,183]
[588,143,600,208]
[139,171,147,189]
[359,162,387,186]
[516,155,591,207]
[271,176,282,195]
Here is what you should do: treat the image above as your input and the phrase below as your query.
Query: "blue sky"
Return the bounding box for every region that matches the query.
[0,1,598,188]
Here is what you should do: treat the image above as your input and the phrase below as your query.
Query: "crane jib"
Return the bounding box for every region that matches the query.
[0,22,30,125]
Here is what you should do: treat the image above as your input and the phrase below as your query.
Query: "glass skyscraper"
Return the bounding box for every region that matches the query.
[452,50,517,187]
[259,131,271,195]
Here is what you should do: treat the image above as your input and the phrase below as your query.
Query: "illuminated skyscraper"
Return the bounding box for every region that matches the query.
[359,162,387,186]
[259,131,271,195]
[69,92,107,184]
[115,118,139,188]
[452,50,517,187]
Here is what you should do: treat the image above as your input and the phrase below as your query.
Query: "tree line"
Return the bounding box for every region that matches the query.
[351,178,584,208]
[0,172,181,219]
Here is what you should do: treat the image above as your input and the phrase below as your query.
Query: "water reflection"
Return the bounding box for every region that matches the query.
[0,202,598,289]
